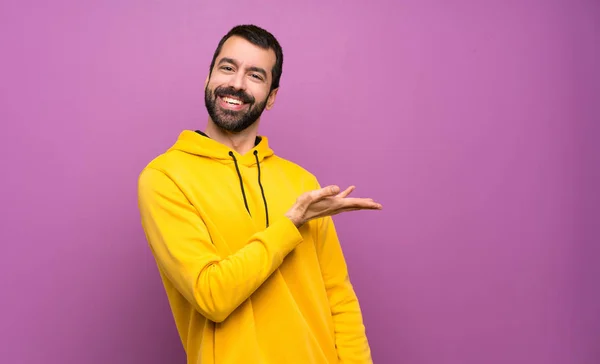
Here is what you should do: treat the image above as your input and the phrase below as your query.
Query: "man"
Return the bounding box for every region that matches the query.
[137,24,382,364]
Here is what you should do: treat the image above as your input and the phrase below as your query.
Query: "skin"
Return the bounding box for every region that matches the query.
[204,35,278,156]
[201,36,382,226]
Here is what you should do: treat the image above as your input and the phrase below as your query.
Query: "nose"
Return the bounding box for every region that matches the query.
[228,70,246,91]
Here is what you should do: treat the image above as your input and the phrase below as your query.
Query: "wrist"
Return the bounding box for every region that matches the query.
[285,211,303,228]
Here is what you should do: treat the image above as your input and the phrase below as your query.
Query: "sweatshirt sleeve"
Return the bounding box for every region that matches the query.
[137,167,304,323]
[314,186,373,363]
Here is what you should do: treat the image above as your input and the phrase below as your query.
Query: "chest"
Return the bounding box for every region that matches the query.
[173,159,312,255]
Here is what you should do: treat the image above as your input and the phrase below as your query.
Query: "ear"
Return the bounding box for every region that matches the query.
[265,88,279,110]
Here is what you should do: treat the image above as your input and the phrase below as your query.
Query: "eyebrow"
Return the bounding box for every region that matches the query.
[218,57,268,79]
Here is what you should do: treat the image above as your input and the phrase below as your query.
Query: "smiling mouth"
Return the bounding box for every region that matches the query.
[218,95,249,111]
[222,96,243,105]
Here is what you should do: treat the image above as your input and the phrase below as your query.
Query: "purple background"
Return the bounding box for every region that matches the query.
[1,0,598,363]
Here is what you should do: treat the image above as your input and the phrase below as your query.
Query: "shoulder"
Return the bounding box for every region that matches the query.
[137,149,188,189]
[139,142,207,184]
[269,155,319,185]
[143,148,190,173]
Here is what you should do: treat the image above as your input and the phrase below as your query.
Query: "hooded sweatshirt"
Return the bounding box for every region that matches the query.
[137,130,372,364]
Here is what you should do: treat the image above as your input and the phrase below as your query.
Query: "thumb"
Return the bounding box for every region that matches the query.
[337,185,355,198]
[316,185,340,200]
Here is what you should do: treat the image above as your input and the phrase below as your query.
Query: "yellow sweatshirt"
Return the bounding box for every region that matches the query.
[137,130,372,364]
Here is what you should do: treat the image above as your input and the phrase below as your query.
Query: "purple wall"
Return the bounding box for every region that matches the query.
[1,1,598,363]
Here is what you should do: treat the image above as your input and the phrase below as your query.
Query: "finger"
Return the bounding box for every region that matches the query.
[341,204,382,213]
[337,185,355,198]
[334,205,382,216]
[341,197,382,209]
[314,185,340,201]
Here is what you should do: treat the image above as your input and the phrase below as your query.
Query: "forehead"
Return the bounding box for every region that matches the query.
[216,36,276,71]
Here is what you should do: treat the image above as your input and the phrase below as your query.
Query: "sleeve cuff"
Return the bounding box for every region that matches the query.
[261,216,305,259]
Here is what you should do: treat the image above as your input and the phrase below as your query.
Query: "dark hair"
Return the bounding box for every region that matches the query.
[208,24,284,92]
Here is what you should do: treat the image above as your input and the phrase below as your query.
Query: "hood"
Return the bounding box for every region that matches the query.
[168,129,274,228]
[168,129,275,167]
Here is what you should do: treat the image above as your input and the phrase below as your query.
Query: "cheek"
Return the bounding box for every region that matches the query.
[207,74,228,88]
[249,86,270,102]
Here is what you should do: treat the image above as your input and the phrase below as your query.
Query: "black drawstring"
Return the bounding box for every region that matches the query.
[229,151,250,215]
[254,150,269,227]
[228,150,270,228]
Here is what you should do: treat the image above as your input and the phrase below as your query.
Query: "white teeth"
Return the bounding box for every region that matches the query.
[223,97,242,105]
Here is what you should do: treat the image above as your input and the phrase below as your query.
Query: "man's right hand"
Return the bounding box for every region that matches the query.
[284,185,382,228]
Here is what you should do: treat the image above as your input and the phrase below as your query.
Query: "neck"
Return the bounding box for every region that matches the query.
[204,119,260,155]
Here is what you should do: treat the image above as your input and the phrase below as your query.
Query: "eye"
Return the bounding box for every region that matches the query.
[250,74,264,81]
[220,66,234,72]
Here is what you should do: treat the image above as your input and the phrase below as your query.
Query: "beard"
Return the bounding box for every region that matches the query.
[204,84,268,133]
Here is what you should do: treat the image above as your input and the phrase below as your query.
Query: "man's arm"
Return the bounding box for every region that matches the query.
[315,214,373,364]
[137,167,304,323]
[287,179,377,363]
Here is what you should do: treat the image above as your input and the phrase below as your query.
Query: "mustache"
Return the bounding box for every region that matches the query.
[214,86,254,104]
